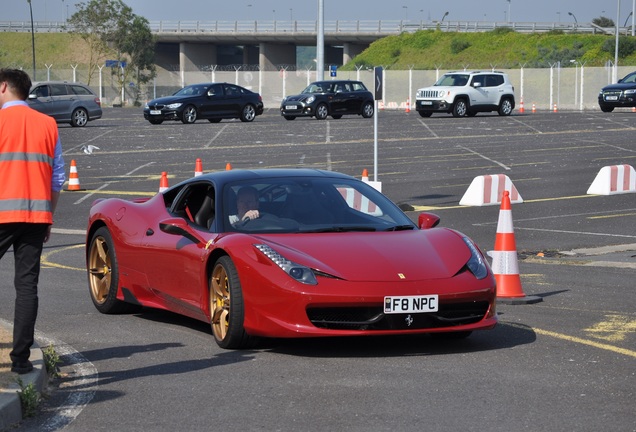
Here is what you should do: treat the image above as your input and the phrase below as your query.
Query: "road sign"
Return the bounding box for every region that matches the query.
[374,66,383,100]
[330,65,337,77]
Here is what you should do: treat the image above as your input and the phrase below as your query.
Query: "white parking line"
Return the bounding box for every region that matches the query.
[204,124,229,148]
[73,162,155,205]
[509,116,544,134]
[63,130,114,155]
[418,118,439,138]
[457,145,511,170]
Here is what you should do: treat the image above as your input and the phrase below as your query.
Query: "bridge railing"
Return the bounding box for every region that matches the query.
[0,20,625,35]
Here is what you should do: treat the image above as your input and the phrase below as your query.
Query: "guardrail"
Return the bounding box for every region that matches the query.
[0,20,627,35]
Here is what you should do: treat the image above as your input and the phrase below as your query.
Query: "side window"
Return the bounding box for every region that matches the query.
[70,85,91,96]
[32,85,49,98]
[207,84,222,96]
[471,75,486,87]
[351,83,365,92]
[486,75,504,87]
[50,84,68,96]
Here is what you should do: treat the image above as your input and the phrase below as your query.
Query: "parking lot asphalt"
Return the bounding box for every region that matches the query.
[1,107,635,430]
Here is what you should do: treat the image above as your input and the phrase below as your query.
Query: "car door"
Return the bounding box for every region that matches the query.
[142,183,216,315]
[49,83,71,120]
[485,74,505,106]
[198,84,225,118]
[468,75,490,108]
[344,82,364,113]
[223,84,244,117]
[27,84,55,117]
[329,82,349,113]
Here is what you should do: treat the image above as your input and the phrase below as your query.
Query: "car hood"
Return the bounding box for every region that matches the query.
[601,82,636,91]
[148,95,196,105]
[254,229,472,282]
[285,94,324,102]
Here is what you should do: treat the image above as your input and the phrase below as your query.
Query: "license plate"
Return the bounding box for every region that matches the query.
[605,96,618,101]
[285,105,297,110]
[419,101,433,106]
[150,110,162,115]
[384,295,438,314]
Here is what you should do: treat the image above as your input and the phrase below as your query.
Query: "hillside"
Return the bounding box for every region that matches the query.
[343,28,636,70]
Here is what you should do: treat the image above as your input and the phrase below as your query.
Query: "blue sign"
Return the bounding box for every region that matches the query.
[105,60,127,68]
[330,65,337,77]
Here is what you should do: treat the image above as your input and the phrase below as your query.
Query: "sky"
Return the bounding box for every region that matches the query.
[4,0,635,26]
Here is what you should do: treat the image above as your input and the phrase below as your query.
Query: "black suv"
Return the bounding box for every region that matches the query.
[598,71,636,112]
[280,80,374,120]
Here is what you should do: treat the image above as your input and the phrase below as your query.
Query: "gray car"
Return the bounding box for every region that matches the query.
[27,81,102,127]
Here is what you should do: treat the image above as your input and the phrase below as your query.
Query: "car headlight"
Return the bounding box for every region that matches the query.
[305,96,315,104]
[144,103,149,109]
[166,102,182,109]
[624,89,636,95]
[462,237,489,280]
[255,244,318,285]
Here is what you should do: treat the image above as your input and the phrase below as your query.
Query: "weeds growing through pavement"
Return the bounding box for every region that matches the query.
[43,344,61,378]
[16,377,40,417]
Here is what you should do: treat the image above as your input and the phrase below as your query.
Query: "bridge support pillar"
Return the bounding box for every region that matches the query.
[259,43,296,71]
[343,43,366,65]
[180,42,217,72]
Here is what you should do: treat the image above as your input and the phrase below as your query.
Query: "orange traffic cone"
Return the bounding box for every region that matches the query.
[405,98,411,113]
[531,103,536,113]
[159,172,169,192]
[361,168,369,182]
[225,162,232,171]
[519,98,525,114]
[632,106,636,113]
[491,191,542,304]
[194,158,203,177]
[553,103,558,113]
[65,159,84,191]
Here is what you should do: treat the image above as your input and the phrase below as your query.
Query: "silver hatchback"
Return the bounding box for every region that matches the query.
[27,81,102,127]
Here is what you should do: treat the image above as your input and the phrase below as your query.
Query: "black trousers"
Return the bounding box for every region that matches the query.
[0,223,48,364]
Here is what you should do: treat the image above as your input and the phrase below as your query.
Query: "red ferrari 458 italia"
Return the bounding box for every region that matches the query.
[86,169,497,349]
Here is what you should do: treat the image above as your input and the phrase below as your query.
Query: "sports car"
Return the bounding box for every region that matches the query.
[86,169,497,349]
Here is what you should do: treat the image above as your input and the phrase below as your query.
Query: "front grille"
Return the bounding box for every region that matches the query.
[602,90,622,97]
[418,90,441,98]
[148,104,165,110]
[307,301,490,331]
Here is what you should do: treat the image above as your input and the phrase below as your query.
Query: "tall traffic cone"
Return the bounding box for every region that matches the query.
[361,168,369,182]
[491,191,542,304]
[632,106,636,113]
[225,162,232,171]
[519,98,525,114]
[553,103,558,113]
[65,159,84,191]
[405,98,411,113]
[194,158,203,177]
[531,103,536,113]
[159,172,169,192]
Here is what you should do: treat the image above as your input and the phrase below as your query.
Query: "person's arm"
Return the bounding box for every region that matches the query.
[46,137,65,243]
[44,190,60,243]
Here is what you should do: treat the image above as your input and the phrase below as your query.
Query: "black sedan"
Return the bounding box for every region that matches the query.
[598,71,636,112]
[144,82,264,124]
[280,80,374,120]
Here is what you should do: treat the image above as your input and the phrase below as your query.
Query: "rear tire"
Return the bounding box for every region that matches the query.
[240,104,256,122]
[71,107,88,127]
[498,98,513,116]
[361,101,374,118]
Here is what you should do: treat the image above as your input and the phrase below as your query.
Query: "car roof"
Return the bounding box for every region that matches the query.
[169,168,355,190]
[31,81,89,87]
[310,80,362,85]
[444,71,506,75]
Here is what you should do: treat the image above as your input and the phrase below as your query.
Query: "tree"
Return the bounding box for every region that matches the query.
[592,16,615,27]
[67,0,155,105]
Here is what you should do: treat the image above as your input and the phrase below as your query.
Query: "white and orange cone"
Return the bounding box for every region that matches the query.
[531,103,536,113]
[491,191,542,304]
[225,162,232,171]
[159,171,169,192]
[519,98,525,114]
[194,158,203,177]
[361,168,369,182]
[405,98,411,113]
[65,159,83,191]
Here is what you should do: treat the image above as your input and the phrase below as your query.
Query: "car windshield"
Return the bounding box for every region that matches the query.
[222,177,415,234]
[302,83,330,94]
[173,85,206,96]
[434,74,469,87]
[621,72,636,84]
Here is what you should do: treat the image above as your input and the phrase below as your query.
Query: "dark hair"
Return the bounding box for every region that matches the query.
[0,69,32,100]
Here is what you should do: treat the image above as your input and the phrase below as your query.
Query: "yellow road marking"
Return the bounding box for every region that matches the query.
[583,315,636,343]
[587,213,636,220]
[63,190,155,196]
[41,244,85,271]
[505,322,636,359]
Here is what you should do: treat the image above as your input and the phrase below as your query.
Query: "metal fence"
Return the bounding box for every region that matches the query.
[31,64,633,112]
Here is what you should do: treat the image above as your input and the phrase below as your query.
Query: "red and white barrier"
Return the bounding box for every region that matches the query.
[338,187,380,215]
[459,174,523,206]
[587,164,636,195]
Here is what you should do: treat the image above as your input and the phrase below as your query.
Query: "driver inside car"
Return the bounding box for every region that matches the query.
[229,186,260,225]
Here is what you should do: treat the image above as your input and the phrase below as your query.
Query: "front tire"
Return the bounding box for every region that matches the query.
[284,115,296,121]
[240,104,256,122]
[181,105,197,124]
[208,118,222,123]
[149,118,163,125]
[498,98,513,116]
[452,99,468,117]
[361,101,374,118]
[71,107,88,127]
[315,103,329,120]
[87,227,138,314]
[418,111,432,118]
[210,256,252,349]
[600,105,615,113]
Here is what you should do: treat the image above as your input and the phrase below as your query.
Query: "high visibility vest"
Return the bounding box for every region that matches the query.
[0,104,58,224]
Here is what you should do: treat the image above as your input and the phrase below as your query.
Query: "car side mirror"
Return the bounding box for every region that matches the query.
[418,212,440,229]
[28,94,38,100]
[473,82,482,88]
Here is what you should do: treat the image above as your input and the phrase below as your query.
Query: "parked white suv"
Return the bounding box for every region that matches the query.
[415,71,515,117]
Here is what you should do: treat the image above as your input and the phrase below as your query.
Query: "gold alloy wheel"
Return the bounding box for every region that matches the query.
[211,263,231,341]
[88,235,112,305]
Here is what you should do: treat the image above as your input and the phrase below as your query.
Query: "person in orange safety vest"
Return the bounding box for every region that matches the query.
[0,69,65,374]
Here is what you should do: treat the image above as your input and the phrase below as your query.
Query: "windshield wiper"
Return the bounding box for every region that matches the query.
[383,224,415,231]
[299,226,377,233]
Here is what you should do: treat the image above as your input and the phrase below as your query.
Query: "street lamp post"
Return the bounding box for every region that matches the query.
[402,6,408,21]
[568,12,578,25]
[27,0,36,80]
[614,0,620,83]
[507,0,511,23]
[441,11,449,22]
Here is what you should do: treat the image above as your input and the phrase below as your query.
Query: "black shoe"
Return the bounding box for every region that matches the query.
[11,360,33,374]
